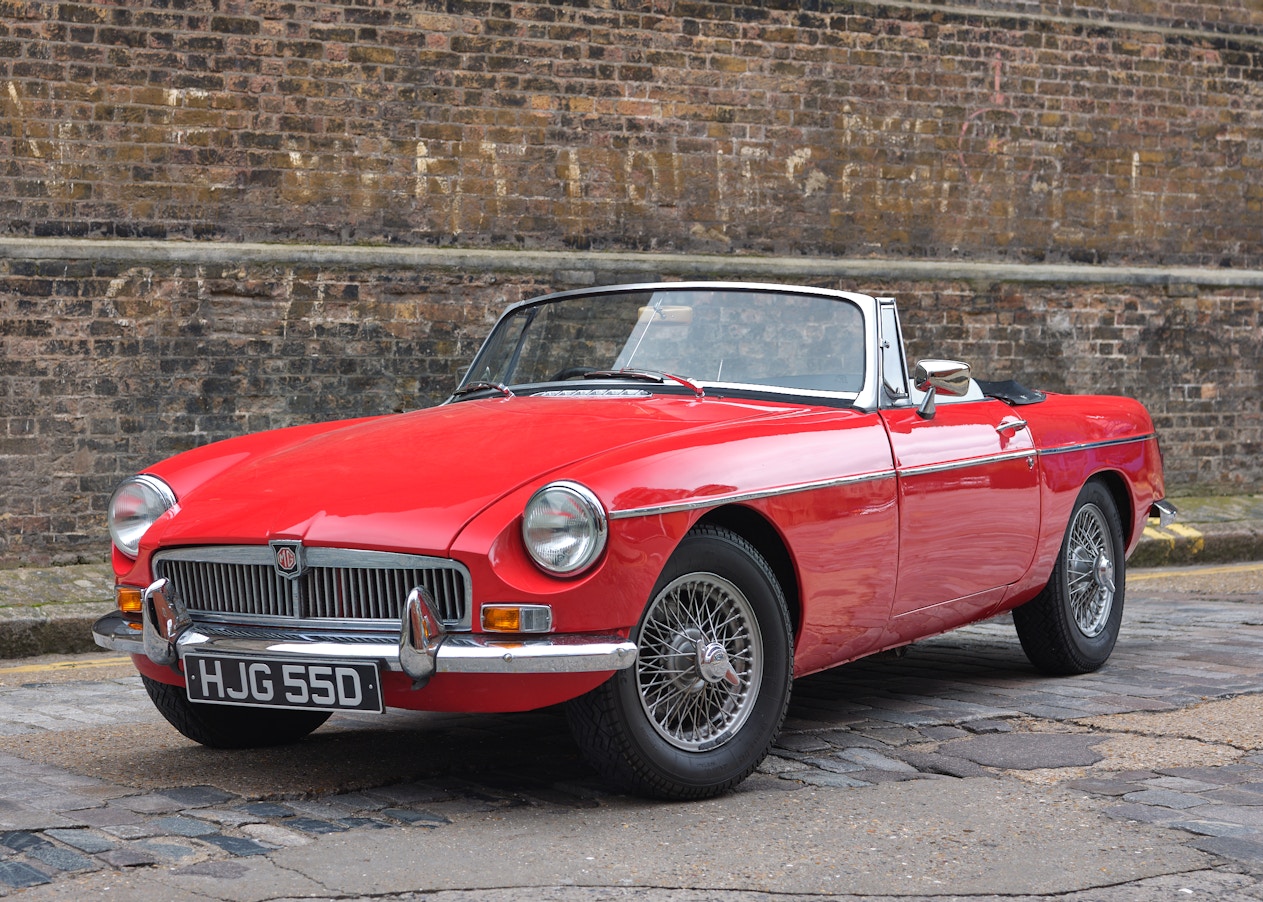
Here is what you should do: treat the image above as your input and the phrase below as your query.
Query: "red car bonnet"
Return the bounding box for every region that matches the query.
[146,394,790,554]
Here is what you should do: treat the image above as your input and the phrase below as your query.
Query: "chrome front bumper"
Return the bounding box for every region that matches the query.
[92,580,637,683]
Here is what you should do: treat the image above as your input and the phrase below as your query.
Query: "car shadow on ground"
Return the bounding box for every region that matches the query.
[10,627,1049,803]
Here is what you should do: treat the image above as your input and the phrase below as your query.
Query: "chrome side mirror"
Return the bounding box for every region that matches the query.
[914,359,971,419]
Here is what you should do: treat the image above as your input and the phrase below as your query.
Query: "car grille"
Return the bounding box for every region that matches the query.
[152,546,471,630]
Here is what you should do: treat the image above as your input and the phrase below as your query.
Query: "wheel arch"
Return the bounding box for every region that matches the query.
[1089,469,1133,534]
[694,504,802,641]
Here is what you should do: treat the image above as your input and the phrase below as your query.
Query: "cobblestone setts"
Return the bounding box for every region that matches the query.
[3,596,1263,891]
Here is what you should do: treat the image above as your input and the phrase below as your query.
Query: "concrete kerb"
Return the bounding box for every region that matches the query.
[0,494,1260,660]
[0,565,116,659]
[1131,494,1263,568]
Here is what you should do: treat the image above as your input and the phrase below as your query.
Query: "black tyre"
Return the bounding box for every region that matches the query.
[142,675,331,748]
[1013,480,1126,675]
[566,526,793,800]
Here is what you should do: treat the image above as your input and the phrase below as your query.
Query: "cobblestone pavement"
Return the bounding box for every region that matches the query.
[2,575,1263,897]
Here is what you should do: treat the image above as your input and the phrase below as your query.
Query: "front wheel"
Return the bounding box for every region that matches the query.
[1013,481,1126,675]
[566,526,793,800]
[143,675,331,748]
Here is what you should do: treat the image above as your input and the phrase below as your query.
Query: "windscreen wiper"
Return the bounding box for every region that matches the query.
[451,381,514,399]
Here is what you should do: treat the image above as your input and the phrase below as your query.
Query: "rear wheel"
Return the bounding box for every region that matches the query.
[1014,481,1126,675]
[566,526,793,800]
[142,675,331,748]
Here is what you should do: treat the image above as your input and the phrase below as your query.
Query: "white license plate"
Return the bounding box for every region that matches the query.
[184,654,384,713]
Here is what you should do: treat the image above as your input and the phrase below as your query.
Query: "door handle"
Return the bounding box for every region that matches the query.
[996,419,1028,434]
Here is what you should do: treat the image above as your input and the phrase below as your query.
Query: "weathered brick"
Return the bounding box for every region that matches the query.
[210,15,259,35]
[1,257,1260,567]
[0,1,1261,563]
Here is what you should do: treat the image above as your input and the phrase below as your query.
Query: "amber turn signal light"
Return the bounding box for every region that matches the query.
[481,605,553,633]
[116,586,144,614]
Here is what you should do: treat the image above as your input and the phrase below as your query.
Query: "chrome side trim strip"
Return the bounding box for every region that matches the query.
[1039,433,1158,457]
[607,470,897,520]
[900,433,1157,478]
[898,448,1035,478]
[606,434,1158,520]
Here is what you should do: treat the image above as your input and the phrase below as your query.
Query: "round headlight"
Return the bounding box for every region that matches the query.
[522,481,608,576]
[108,475,177,558]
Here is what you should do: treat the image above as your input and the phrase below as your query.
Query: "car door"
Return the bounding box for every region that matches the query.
[873,301,1041,617]
[880,399,1041,616]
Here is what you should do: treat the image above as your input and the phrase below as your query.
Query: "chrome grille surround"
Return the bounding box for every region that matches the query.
[152,546,472,631]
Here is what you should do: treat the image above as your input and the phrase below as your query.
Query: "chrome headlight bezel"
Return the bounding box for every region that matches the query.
[108,475,177,558]
[521,481,608,576]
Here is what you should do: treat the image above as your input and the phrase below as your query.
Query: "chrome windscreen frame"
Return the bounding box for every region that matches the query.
[453,281,884,411]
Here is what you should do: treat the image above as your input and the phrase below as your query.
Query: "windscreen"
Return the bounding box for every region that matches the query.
[463,287,865,395]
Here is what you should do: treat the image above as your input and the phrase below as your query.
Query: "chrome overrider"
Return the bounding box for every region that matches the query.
[93,579,638,686]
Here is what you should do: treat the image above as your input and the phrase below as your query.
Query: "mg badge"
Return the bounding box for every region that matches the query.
[270,540,306,580]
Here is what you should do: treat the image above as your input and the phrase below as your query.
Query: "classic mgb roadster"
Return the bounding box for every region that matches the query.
[95,282,1174,799]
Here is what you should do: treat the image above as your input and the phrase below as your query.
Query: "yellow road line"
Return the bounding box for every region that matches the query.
[1130,562,1263,581]
[0,657,131,676]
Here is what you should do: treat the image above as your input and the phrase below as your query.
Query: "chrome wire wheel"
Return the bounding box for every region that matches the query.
[1012,480,1126,676]
[566,526,792,799]
[1065,502,1115,638]
[635,572,763,753]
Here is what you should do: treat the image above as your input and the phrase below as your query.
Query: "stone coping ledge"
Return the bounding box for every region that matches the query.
[4,237,1263,289]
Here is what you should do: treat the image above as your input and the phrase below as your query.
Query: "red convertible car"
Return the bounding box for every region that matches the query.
[95,282,1174,799]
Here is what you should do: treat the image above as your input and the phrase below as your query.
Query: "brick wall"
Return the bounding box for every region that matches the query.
[1,1,1260,265]
[2,0,1263,565]
[895,279,1263,488]
[0,254,520,564]
[3,247,1261,566]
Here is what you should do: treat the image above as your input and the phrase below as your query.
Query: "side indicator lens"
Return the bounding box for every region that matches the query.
[481,605,553,633]
[116,586,144,614]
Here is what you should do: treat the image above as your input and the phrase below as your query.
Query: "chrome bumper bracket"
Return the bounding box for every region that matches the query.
[1150,499,1179,528]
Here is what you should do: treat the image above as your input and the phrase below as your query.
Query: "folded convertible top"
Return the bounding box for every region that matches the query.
[977,379,1047,406]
